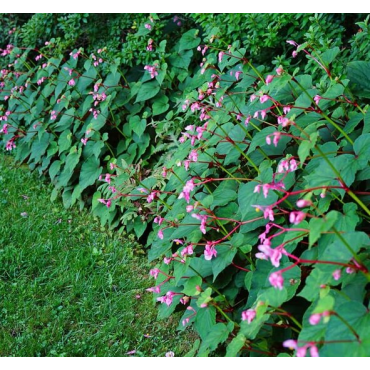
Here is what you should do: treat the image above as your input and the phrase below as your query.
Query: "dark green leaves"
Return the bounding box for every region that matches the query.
[79,157,102,192]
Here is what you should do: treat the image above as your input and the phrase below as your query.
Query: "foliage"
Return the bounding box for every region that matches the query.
[1,13,370,357]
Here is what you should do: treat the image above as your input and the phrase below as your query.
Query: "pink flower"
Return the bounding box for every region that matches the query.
[186,205,194,213]
[173,239,184,245]
[144,23,152,30]
[265,75,274,85]
[250,94,257,102]
[276,67,283,75]
[157,291,174,306]
[292,50,298,58]
[256,243,283,267]
[289,211,306,225]
[218,51,225,63]
[310,345,319,357]
[314,95,322,105]
[235,71,242,80]
[260,95,269,104]
[0,123,8,134]
[283,106,291,114]
[81,137,88,146]
[181,244,194,257]
[189,149,198,162]
[332,269,341,281]
[296,199,311,208]
[283,339,298,350]
[241,309,256,324]
[154,216,163,225]
[162,167,167,178]
[178,179,195,204]
[5,139,16,151]
[204,242,217,260]
[260,110,267,120]
[158,229,164,239]
[68,79,75,86]
[269,271,284,290]
[163,257,171,265]
[309,313,322,325]
[150,268,160,279]
[272,132,281,147]
[147,191,157,203]
[296,346,307,357]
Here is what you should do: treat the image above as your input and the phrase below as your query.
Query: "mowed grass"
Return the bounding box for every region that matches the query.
[0,153,195,357]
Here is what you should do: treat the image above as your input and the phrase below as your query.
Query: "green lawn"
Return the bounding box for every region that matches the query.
[0,153,195,356]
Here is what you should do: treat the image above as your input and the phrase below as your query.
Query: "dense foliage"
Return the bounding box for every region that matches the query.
[1,13,370,357]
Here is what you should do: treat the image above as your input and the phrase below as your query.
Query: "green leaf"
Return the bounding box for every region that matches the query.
[226,333,246,357]
[309,211,338,247]
[211,180,238,208]
[152,95,169,116]
[129,115,146,137]
[198,323,230,356]
[347,61,370,98]
[211,244,237,281]
[79,157,102,192]
[49,160,61,181]
[179,29,201,51]
[298,132,318,165]
[194,306,216,340]
[354,133,370,170]
[168,50,193,69]
[135,81,160,103]
[183,276,202,296]
[58,130,72,154]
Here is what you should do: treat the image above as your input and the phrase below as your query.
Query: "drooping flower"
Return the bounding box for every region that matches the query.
[289,211,306,225]
[332,269,341,281]
[157,291,175,306]
[309,313,322,326]
[178,179,195,204]
[260,95,269,104]
[204,242,217,260]
[296,199,311,208]
[241,309,256,324]
[269,271,284,290]
[314,95,322,105]
[150,268,160,279]
[265,74,274,85]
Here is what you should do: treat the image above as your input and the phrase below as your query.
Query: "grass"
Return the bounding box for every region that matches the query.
[0,153,196,357]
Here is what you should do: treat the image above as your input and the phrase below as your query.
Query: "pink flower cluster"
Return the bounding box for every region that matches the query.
[256,240,283,267]
[70,50,81,60]
[98,198,112,208]
[92,53,103,67]
[191,213,208,234]
[241,309,256,324]
[283,339,319,357]
[144,64,159,79]
[37,77,46,85]
[50,111,57,120]
[89,108,100,119]
[5,138,16,151]
[277,158,298,173]
[178,179,195,203]
[0,123,8,134]
[0,110,10,121]
[157,291,175,306]
[147,39,154,51]
[204,241,217,260]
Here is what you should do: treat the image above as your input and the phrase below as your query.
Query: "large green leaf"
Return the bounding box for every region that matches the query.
[79,157,103,192]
